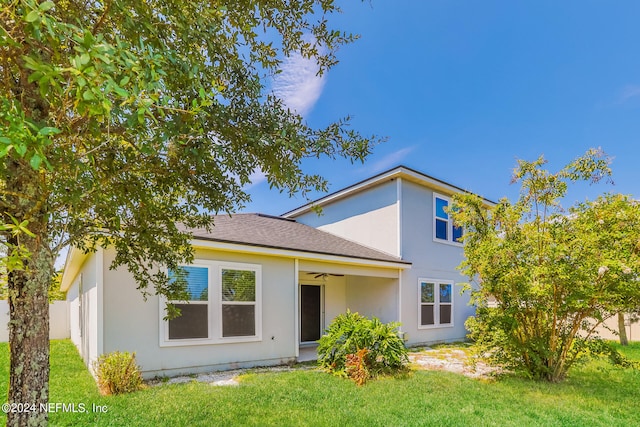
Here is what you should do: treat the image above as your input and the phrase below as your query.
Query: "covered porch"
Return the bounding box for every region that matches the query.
[295,260,404,361]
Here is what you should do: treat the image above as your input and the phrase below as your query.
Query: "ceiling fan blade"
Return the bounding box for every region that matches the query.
[306,272,345,279]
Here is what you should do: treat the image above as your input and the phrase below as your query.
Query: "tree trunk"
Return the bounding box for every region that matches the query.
[7,235,53,427]
[618,312,629,346]
[4,159,53,426]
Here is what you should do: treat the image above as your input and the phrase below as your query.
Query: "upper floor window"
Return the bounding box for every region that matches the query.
[434,193,463,244]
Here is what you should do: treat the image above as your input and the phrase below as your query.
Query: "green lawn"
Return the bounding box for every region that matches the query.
[1,340,640,426]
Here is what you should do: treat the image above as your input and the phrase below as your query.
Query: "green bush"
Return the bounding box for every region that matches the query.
[317,310,408,383]
[93,351,144,395]
[345,348,370,386]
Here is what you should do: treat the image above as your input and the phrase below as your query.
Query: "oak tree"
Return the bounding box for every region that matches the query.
[1,1,376,424]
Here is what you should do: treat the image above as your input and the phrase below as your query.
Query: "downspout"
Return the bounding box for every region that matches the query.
[398,268,403,332]
[96,247,104,360]
[396,178,403,334]
[396,177,403,258]
[294,258,300,358]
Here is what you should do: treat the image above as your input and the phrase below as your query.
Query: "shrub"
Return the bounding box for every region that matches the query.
[345,348,370,386]
[317,310,408,383]
[94,351,144,395]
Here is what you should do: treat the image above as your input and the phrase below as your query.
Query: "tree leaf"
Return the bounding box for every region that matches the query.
[30,153,43,170]
[79,53,90,65]
[13,144,27,157]
[83,89,95,100]
[0,145,13,157]
[38,126,61,136]
[25,10,40,22]
[39,1,55,11]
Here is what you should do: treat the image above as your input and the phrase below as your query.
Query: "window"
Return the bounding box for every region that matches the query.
[434,194,463,244]
[221,268,257,337]
[168,266,209,340]
[162,260,262,346]
[419,279,453,328]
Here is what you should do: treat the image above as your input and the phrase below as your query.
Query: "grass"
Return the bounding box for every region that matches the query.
[1,341,639,426]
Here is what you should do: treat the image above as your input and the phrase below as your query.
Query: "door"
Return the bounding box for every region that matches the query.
[300,285,322,342]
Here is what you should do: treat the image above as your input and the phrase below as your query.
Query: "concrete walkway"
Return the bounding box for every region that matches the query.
[408,346,500,380]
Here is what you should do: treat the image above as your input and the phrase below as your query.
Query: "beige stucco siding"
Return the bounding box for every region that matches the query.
[65,251,101,366]
[321,276,347,327]
[399,180,474,345]
[101,248,298,378]
[295,179,399,256]
[345,276,398,324]
[294,177,474,345]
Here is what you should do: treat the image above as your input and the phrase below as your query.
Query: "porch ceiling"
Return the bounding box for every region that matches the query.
[298,261,400,279]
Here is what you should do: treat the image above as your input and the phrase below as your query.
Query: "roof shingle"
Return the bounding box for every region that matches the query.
[184,213,408,265]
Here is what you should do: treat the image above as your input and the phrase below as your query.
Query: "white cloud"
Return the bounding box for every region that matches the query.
[243,167,267,190]
[272,51,326,117]
[368,146,415,173]
[618,85,640,103]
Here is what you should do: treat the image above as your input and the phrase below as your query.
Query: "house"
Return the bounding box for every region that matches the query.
[283,166,495,346]
[60,166,494,378]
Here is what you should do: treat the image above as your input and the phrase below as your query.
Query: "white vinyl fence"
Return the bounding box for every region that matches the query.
[596,313,640,343]
[0,300,70,342]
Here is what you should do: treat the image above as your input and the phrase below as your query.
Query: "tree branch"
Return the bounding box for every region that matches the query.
[92,0,113,35]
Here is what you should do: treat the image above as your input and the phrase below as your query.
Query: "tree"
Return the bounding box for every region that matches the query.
[1,1,376,425]
[451,149,640,382]
[569,193,640,346]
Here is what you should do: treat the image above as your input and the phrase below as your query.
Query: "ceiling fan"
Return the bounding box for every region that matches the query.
[306,272,345,279]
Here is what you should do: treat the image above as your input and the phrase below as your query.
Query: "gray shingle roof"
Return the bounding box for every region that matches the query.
[185,213,409,265]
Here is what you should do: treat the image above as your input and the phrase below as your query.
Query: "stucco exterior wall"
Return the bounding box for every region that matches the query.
[65,251,101,366]
[317,276,347,328]
[294,179,399,256]
[345,276,398,324]
[67,279,80,348]
[292,176,474,346]
[101,248,298,378]
[399,180,473,345]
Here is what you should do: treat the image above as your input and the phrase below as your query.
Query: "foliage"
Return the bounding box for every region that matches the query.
[1,0,376,311]
[3,340,640,426]
[585,338,640,369]
[451,149,640,381]
[1,0,376,420]
[93,351,144,395]
[317,310,408,383]
[0,267,64,300]
[47,271,65,301]
[221,269,256,302]
[344,348,370,385]
[570,193,640,346]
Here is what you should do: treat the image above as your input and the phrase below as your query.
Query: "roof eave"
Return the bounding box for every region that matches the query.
[282,165,497,217]
[60,246,89,292]
[190,237,411,270]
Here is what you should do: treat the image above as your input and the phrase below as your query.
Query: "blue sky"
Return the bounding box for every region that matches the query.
[244,0,640,215]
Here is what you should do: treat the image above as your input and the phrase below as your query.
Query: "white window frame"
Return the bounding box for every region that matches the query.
[433,193,463,246]
[159,260,262,347]
[418,278,454,329]
[218,262,262,342]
